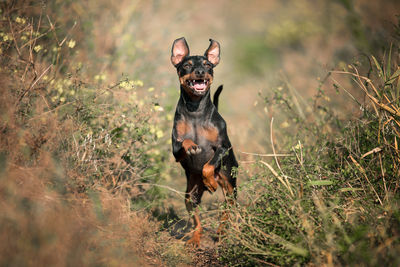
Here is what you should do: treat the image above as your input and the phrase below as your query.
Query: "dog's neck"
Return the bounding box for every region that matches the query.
[179,86,213,114]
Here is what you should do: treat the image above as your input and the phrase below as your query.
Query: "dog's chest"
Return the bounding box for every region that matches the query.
[176,119,219,148]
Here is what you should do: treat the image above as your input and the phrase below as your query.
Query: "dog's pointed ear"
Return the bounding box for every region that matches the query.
[204,39,220,66]
[171,37,190,67]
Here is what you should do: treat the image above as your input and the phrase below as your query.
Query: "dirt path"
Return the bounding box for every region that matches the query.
[156,186,229,266]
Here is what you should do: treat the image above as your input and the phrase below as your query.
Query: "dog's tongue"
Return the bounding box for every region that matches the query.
[193,81,206,91]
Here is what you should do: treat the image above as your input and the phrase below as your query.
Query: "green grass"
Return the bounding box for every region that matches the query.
[219,45,400,266]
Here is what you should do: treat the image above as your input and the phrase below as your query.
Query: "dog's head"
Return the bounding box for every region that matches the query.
[171,37,220,97]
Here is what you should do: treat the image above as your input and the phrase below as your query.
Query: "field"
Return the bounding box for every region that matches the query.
[1,0,400,266]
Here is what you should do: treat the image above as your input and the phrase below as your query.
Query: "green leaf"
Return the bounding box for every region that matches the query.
[371,55,383,78]
[388,67,400,84]
[397,76,400,105]
[308,180,333,186]
[386,43,392,79]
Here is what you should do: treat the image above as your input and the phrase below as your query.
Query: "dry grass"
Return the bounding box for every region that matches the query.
[0,2,184,266]
[219,46,400,266]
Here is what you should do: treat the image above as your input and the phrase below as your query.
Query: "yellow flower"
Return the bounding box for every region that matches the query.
[294,143,303,150]
[156,130,164,139]
[15,17,26,24]
[67,39,76,48]
[125,80,135,89]
[95,74,105,82]
[154,105,164,112]
[34,45,42,53]
[64,79,72,86]
[280,121,290,128]
[134,80,144,87]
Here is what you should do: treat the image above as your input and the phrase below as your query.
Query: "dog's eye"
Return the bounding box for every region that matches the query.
[183,63,192,70]
[204,62,212,69]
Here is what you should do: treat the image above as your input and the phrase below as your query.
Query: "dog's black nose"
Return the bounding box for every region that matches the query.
[195,68,205,77]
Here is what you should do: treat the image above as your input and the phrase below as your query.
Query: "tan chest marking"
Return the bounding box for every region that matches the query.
[177,121,219,143]
[176,120,193,141]
[197,125,219,143]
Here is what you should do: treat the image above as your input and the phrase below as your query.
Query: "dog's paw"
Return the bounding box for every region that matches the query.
[182,139,202,155]
[202,164,218,192]
[187,145,202,155]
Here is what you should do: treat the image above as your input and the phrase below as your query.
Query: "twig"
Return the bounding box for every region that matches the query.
[260,160,294,197]
[332,70,400,118]
[136,183,186,199]
[348,155,382,205]
[240,151,292,157]
[329,76,361,105]
[27,100,73,121]
[17,64,52,105]
[270,118,282,172]
[7,15,21,56]
[280,72,306,120]
[361,147,382,159]
[270,118,294,197]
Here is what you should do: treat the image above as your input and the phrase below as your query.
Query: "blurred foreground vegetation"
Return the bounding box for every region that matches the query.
[0,0,399,266]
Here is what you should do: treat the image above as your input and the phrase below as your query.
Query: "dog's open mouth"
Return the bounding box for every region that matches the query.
[186,79,209,92]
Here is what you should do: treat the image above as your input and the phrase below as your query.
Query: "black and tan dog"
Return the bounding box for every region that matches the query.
[170,37,238,246]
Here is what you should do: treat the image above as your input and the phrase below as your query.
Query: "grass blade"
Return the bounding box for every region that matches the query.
[308,180,333,186]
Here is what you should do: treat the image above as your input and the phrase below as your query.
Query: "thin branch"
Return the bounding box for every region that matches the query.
[240,151,292,157]
[17,64,52,105]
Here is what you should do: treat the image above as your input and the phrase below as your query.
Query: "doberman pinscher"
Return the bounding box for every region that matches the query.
[170,37,238,247]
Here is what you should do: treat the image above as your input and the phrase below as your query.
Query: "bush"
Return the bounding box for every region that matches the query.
[219,45,400,266]
[0,2,174,265]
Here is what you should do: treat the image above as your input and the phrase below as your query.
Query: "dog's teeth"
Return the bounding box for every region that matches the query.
[203,80,206,83]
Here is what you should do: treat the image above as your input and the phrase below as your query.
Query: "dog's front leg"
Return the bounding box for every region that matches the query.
[172,137,202,162]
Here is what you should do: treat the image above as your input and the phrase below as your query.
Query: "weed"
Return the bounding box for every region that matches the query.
[219,45,400,266]
[0,1,171,265]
